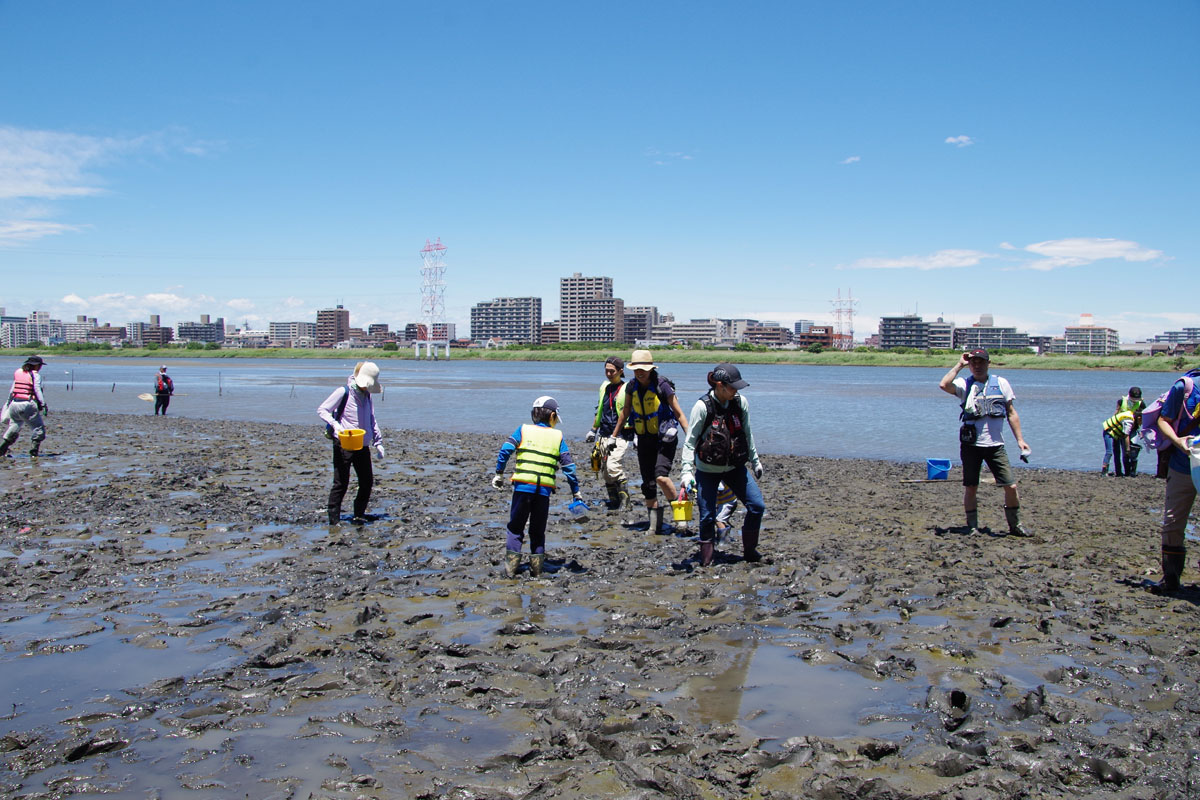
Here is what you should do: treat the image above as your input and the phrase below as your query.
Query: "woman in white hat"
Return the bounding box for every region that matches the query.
[611,349,689,534]
[317,361,385,524]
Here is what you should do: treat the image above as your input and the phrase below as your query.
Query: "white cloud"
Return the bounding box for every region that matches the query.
[841,249,993,271]
[839,155,861,165]
[226,298,255,312]
[645,148,696,166]
[944,135,974,148]
[1021,237,1164,271]
[0,124,213,246]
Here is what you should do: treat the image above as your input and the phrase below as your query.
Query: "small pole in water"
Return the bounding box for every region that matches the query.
[111,382,116,392]
[219,372,222,397]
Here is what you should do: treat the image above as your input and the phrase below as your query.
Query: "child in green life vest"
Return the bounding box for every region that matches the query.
[491,396,584,578]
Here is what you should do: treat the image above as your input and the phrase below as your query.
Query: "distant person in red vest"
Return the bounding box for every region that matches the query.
[154,366,174,416]
[1,356,48,458]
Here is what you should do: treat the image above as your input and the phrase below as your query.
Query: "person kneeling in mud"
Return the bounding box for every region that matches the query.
[681,363,766,566]
[491,396,584,578]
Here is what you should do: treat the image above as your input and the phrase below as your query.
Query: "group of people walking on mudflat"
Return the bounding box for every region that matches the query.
[3,350,1196,594]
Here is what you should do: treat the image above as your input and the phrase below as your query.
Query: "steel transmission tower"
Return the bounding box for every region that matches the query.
[416,238,449,359]
[830,288,858,350]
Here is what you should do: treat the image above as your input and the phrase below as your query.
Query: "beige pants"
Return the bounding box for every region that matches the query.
[601,436,629,485]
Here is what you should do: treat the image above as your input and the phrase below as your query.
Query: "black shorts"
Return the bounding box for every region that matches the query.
[636,435,678,499]
[960,444,1014,487]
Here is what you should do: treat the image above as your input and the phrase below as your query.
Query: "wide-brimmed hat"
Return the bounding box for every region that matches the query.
[711,363,749,389]
[533,395,562,420]
[354,361,382,393]
[23,356,45,368]
[628,349,655,370]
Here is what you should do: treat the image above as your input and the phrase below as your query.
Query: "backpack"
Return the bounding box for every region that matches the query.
[1139,369,1200,451]
[695,393,749,467]
[323,387,351,440]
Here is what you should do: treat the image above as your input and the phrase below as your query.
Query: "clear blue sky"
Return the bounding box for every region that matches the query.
[1,1,1196,340]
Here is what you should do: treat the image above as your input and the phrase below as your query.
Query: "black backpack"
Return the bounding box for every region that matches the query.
[323,387,350,440]
[695,393,749,467]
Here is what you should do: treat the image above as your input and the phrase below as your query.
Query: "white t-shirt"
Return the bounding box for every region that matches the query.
[953,374,1015,447]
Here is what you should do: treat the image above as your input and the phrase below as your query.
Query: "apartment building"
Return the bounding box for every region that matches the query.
[316,305,350,347]
[559,273,615,342]
[470,296,542,343]
[176,314,226,344]
[952,315,1030,351]
[270,321,317,346]
[878,315,929,349]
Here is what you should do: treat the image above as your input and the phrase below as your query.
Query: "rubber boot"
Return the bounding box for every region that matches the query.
[29,443,39,458]
[616,481,633,511]
[604,484,621,511]
[1156,546,1186,594]
[742,529,762,562]
[529,553,545,577]
[699,541,715,567]
[1101,462,1108,475]
[623,504,651,529]
[1004,506,1029,537]
[652,506,668,535]
[504,549,522,579]
[0,435,13,457]
[965,509,979,535]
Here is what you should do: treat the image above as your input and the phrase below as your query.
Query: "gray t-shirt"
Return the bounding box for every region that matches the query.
[953,374,1015,447]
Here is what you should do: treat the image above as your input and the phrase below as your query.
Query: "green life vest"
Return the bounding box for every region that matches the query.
[512,424,563,489]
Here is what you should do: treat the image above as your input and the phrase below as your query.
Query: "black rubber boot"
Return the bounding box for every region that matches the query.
[742,529,762,562]
[327,507,341,525]
[0,436,13,457]
[699,541,715,567]
[652,506,668,535]
[1156,546,1186,594]
[604,484,621,511]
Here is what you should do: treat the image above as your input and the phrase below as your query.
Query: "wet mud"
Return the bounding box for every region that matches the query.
[2,411,1199,799]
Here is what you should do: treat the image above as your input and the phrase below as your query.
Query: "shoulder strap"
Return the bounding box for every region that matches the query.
[333,386,350,421]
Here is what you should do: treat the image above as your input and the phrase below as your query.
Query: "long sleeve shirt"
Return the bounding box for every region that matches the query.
[681,391,760,474]
[317,380,383,448]
[495,422,580,496]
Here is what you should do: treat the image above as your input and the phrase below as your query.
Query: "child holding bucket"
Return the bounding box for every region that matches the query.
[680,364,766,567]
[491,396,584,578]
[317,361,385,525]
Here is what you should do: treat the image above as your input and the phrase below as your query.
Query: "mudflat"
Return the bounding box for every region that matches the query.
[2,411,1197,799]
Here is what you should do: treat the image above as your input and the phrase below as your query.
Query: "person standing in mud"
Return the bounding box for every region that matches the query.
[1149,369,1200,594]
[317,361,385,525]
[153,365,174,416]
[1,355,49,458]
[491,396,583,578]
[611,349,689,535]
[1117,386,1145,476]
[585,356,635,513]
[939,349,1031,536]
[680,363,765,566]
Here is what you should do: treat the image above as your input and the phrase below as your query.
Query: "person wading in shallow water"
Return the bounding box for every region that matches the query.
[939,348,1031,537]
[153,365,174,416]
[1,355,49,459]
[611,349,689,535]
[317,361,385,525]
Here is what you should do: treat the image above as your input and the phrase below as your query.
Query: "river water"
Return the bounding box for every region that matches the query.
[28,356,1175,471]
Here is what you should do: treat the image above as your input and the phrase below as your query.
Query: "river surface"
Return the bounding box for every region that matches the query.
[28,356,1174,471]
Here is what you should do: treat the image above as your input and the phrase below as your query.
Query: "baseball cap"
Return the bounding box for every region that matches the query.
[711,363,749,389]
[533,395,562,420]
[965,348,989,362]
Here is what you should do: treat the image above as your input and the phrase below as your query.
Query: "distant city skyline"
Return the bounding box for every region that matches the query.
[1,2,1196,340]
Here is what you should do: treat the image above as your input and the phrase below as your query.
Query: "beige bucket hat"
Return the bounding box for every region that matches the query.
[628,349,655,370]
[354,361,382,393]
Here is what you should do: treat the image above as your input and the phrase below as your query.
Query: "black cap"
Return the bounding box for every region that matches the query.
[966,348,989,362]
[1129,387,1142,398]
[605,356,624,372]
[712,363,749,389]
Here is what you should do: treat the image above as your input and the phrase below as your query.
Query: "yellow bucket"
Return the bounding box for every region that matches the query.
[670,499,694,522]
[337,428,365,451]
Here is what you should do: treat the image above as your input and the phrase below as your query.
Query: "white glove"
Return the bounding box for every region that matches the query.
[681,470,696,494]
[752,461,763,480]
[572,492,584,503]
[491,473,505,490]
[584,430,596,443]
[375,444,386,459]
